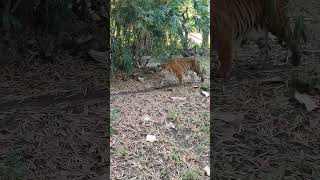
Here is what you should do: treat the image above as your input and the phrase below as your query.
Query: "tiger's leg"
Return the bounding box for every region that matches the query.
[194,70,205,83]
[216,32,233,80]
[199,73,204,82]
[176,71,183,85]
[191,65,203,83]
[196,67,205,82]
[190,71,196,82]
[215,2,233,80]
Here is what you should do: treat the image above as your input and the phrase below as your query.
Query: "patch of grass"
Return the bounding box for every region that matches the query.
[180,168,201,180]
[171,149,181,161]
[0,148,28,180]
[167,110,178,121]
[200,82,209,91]
[176,122,185,130]
[200,66,208,77]
[187,116,198,124]
[200,123,209,134]
[110,108,121,134]
[199,138,209,147]
[200,112,209,133]
[202,111,209,120]
[117,147,129,157]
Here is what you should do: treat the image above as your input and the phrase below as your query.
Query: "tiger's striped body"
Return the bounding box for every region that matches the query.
[160,56,204,85]
[212,0,301,79]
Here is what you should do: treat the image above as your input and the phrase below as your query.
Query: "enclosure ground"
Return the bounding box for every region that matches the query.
[211,41,320,179]
[0,55,109,179]
[110,57,210,179]
[211,0,320,177]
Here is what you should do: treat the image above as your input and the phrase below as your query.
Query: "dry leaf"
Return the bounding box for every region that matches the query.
[142,115,151,121]
[204,165,210,176]
[201,90,210,97]
[166,122,176,129]
[192,85,199,88]
[294,91,319,112]
[146,134,157,142]
[137,77,144,82]
[170,97,186,101]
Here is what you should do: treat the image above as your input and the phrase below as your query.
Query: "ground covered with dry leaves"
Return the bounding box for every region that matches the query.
[211,1,320,178]
[0,48,109,179]
[110,57,210,179]
[212,46,320,179]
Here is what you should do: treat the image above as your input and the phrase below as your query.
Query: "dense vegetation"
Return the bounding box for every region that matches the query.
[111,0,209,72]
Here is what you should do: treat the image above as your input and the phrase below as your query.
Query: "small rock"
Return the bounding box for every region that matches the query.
[146,134,157,142]
[166,122,176,129]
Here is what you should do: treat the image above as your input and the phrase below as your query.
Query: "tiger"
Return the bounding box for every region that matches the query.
[212,0,301,79]
[159,56,205,85]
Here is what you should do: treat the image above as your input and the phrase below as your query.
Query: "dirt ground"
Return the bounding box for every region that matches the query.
[110,57,210,179]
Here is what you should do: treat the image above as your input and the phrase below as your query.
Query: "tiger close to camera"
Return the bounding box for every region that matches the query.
[212,0,301,79]
[159,56,204,85]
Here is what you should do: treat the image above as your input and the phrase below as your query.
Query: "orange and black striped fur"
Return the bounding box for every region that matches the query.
[212,0,301,79]
[160,57,204,85]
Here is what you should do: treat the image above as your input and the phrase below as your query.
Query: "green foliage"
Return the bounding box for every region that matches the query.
[181,168,200,180]
[110,108,120,134]
[167,110,178,121]
[193,0,209,33]
[200,82,209,91]
[111,0,209,71]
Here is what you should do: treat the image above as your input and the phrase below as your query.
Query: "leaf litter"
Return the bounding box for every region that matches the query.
[110,69,210,179]
[211,14,320,179]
